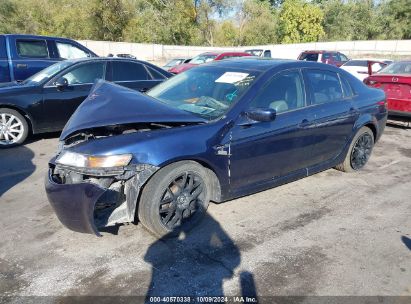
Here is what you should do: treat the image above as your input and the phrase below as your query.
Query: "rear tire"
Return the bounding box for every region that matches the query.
[335,126,374,172]
[138,161,212,238]
[0,108,29,148]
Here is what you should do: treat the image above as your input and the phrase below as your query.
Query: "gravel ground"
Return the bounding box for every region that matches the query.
[0,124,410,301]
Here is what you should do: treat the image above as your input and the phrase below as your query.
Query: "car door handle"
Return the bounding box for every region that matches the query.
[139,87,149,93]
[16,64,28,69]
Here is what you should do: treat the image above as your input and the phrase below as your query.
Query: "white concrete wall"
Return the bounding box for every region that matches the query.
[78,39,411,65]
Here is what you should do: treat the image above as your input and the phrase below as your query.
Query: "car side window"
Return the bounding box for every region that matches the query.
[332,53,341,61]
[250,70,305,114]
[339,74,354,98]
[305,69,344,104]
[263,50,271,58]
[16,39,48,58]
[112,61,150,81]
[146,65,166,80]
[56,42,89,59]
[61,62,105,85]
[339,53,349,62]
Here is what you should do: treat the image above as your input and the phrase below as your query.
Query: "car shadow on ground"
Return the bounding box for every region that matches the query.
[401,236,411,251]
[25,131,61,145]
[143,213,258,300]
[0,145,35,198]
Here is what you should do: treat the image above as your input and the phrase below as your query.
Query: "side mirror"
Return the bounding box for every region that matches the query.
[55,77,68,91]
[246,108,276,122]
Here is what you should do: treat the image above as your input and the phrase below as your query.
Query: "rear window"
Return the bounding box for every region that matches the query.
[378,62,411,75]
[16,39,48,58]
[340,75,355,98]
[343,60,368,67]
[299,53,318,62]
[146,65,166,80]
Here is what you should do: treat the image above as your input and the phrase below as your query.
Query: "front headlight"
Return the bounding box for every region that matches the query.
[56,151,132,168]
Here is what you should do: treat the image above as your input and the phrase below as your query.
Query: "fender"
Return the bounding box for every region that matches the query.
[353,113,379,140]
[0,103,37,133]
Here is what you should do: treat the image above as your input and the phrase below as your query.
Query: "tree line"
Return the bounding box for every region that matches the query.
[0,0,409,46]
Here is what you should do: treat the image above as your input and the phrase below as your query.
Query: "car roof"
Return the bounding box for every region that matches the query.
[301,50,338,54]
[2,33,77,41]
[199,57,330,72]
[64,57,152,64]
[348,58,391,62]
[199,51,249,56]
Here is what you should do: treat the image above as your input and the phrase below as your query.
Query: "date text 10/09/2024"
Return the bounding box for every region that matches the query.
[148,296,258,303]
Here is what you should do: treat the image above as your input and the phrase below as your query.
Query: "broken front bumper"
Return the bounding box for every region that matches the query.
[45,170,107,236]
[45,163,159,236]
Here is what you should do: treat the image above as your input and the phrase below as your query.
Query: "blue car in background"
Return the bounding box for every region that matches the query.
[0,34,96,83]
[45,59,387,238]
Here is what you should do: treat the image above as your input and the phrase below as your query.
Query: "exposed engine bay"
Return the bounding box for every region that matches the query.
[63,122,190,147]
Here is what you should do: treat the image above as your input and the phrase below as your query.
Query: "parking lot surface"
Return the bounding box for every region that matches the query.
[0,124,410,299]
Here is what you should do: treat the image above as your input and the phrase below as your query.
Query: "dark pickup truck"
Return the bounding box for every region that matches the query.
[0,34,97,83]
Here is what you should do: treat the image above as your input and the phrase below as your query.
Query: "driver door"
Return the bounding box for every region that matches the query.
[229,70,317,192]
[41,61,106,131]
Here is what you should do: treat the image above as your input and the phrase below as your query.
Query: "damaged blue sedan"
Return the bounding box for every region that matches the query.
[45,59,387,237]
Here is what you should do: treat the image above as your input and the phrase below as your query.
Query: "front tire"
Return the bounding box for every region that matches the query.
[335,126,374,172]
[138,161,212,238]
[0,108,29,148]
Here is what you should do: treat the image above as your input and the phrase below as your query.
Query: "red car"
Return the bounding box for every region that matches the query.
[168,51,251,74]
[298,50,349,67]
[364,61,411,119]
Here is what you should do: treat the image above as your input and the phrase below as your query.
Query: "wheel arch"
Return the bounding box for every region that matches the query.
[156,158,223,203]
[0,104,34,134]
[364,122,377,141]
[354,114,379,142]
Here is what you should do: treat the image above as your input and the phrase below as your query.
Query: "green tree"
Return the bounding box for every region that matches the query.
[89,0,132,41]
[124,0,197,45]
[381,0,411,39]
[321,0,386,41]
[238,0,278,45]
[214,20,238,46]
[278,0,325,43]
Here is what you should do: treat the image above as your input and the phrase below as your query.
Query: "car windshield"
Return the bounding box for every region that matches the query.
[23,60,73,84]
[147,67,260,120]
[190,54,217,64]
[378,62,411,75]
[246,50,263,57]
[164,59,182,67]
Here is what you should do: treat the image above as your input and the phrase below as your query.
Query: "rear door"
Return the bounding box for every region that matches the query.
[41,61,106,131]
[108,60,164,92]
[12,38,58,81]
[303,69,358,166]
[0,36,10,83]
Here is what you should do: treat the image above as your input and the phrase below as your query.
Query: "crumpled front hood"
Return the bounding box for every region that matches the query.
[60,80,206,140]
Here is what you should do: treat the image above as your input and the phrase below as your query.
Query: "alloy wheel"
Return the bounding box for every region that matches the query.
[350,133,373,170]
[159,172,205,230]
[0,113,25,146]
